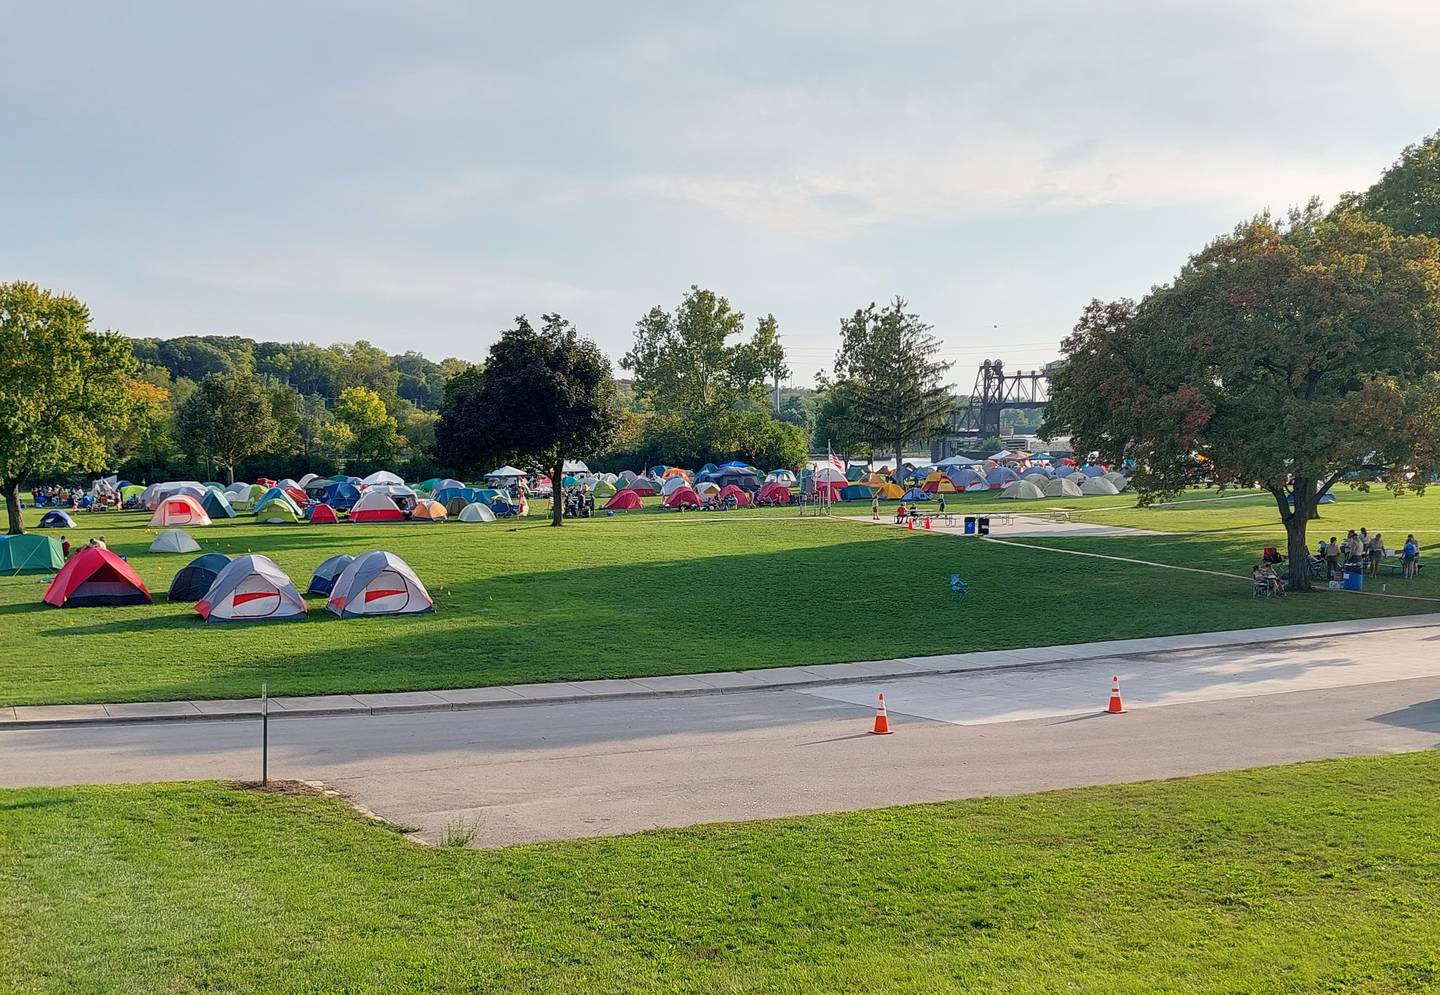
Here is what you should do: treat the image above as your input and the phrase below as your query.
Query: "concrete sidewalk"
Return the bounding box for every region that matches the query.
[5,612,1439,729]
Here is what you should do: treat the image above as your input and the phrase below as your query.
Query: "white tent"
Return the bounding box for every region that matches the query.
[458,502,497,523]
[1103,471,1130,491]
[934,455,979,467]
[362,470,404,487]
[1041,477,1084,498]
[562,459,590,474]
[297,473,320,488]
[1080,476,1121,496]
[225,481,252,496]
[149,528,200,553]
[486,466,527,481]
[197,554,308,622]
[661,476,691,496]
[812,465,848,483]
[1000,479,1046,500]
[988,450,1012,461]
[327,550,434,618]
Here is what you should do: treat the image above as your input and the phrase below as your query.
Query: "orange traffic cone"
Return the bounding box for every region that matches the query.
[924,514,931,529]
[906,516,914,530]
[871,693,893,735]
[1106,675,1126,714]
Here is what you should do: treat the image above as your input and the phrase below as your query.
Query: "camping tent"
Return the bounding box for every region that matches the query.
[0,534,64,573]
[988,466,1021,486]
[200,488,236,519]
[591,479,616,497]
[1103,471,1129,491]
[625,478,659,496]
[876,482,906,500]
[197,554,308,622]
[43,547,151,607]
[297,473,320,488]
[1000,480,1046,500]
[1079,464,1107,477]
[839,484,874,501]
[949,468,988,489]
[662,467,691,481]
[149,528,200,553]
[1041,477,1084,498]
[660,476,691,496]
[756,481,792,505]
[411,499,448,522]
[307,554,355,596]
[603,490,643,511]
[765,469,796,483]
[663,485,701,509]
[38,510,76,528]
[934,455,979,467]
[695,481,721,496]
[1079,476,1121,496]
[362,471,404,487]
[254,487,302,514]
[350,491,405,524]
[253,495,301,524]
[327,550,434,618]
[150,495,212,528]
[485,466,527,484]
[458,501,498,522]
[845,466,866,482]
[920,475,959,495]
[167,552,231,602]
[413,478,442,496]
[717,484,752,506]
[900,487,930,502]
[308,503,341,525]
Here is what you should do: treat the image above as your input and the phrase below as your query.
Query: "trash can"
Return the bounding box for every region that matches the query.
[1342,569,1363,591]
[963,515,976,535]
[977,516,990,536]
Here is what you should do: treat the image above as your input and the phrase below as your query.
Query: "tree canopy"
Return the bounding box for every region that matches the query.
[176,372,279,484]
[1044,206,1440,590]
[1340,131,1440,239]
[822,298,955,467]
[439,314,619,526]
[335,386,401,465]
[0,282,138,533]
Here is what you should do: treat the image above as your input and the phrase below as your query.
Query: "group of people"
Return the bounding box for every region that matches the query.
[876,494,946,522]
[56,535,108,560]
[29,482,122,511]
[1314,529,1422,580]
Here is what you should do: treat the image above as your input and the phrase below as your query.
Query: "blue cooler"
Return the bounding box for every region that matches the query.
[1342,569,1363,591]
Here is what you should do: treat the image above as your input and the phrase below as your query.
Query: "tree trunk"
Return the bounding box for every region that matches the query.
[895,439,904,473]
[1276,480,1313,592]
[551,456,564,528]
[4,478,24,535]
[224,463,235,486]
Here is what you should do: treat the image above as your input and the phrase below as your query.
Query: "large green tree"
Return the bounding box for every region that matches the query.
[176,372,280,484]
[823,297,955,468]
[1044,207,1440,591]
[442,314,619,527]
[622,287,780,412]
[0,282,138,534]
[1340,131,1440,238]
[335,386,400,464]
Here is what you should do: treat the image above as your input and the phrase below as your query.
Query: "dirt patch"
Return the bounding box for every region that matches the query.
[230,778,325,796]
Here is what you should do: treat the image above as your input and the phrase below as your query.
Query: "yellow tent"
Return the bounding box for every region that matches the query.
[877,482,905,499]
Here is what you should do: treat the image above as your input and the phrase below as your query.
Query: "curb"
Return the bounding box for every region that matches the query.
[6,615,1439,730]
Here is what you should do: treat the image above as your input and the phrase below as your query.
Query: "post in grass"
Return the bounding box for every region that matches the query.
[261,681,269,786]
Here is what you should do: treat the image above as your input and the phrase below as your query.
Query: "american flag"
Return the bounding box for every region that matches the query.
[828,448,843,473]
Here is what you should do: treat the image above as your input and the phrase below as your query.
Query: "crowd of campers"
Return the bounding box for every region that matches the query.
[1254,522,1423,597]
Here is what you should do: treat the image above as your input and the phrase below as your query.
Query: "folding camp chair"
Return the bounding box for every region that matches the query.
[950,573,968,595]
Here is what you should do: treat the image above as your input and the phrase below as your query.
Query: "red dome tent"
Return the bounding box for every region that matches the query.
[43,547,152,607]
[716,484,752,507]
[625,477,659,496]
[309,503,340,525]
[757,481,792,504]
[663,485,701,509]
[603,489,644,511]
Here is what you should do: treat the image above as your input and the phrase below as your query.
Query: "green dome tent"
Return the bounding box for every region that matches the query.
[0,534,65,573]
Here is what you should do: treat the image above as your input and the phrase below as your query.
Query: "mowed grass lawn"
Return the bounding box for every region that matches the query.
[2,500,1432,706]
[4,753,1439,993]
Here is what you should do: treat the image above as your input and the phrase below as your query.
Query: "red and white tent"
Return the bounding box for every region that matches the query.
[149,494,212,528]
[349,491,405,524]
[196,554,308,622]
[327,550,434,618]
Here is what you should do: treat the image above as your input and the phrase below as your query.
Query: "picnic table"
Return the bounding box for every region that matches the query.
[1046,508,1074,523]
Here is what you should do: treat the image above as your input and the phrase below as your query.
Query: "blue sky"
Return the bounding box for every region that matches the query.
[4,1,1438,385]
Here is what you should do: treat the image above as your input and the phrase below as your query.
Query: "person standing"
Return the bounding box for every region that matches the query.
[60,536,71,559]
[1403,534,1420,579]
[871,493,880,521]
[1325,536,1341,580]
[1368,532,1385,577]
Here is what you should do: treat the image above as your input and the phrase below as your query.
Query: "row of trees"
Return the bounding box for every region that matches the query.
[1045,131,1440,592]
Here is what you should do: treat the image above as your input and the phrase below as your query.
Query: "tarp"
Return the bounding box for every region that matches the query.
[149,528,200,553]
[458,501,498,522]
[0,534,64,573]
[150,495,212,528]
[308,503,340,525]
[167,552,231,602]
[200,488,236,519]
[38,510,76,528]
[349,491,405,523]
[197,554,307,622]
[603,490,643,511]
[327,550,434,618]
[43,547,151,607]
[663,485,701,509]
[307,554,354,596]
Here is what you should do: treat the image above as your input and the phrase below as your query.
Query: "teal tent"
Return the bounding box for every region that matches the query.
[0,534,65,573]
[201,488,236,519]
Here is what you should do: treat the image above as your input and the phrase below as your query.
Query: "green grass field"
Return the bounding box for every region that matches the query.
[3,753,1438,993]
[2,494,1433,706]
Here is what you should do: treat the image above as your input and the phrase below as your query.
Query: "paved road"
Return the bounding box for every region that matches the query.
[3,628,1438,846]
